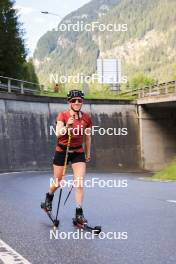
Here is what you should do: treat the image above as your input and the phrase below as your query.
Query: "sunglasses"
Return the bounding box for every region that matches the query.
[69,98,83,103]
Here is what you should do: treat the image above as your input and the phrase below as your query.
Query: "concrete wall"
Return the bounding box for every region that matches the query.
[138,104,176,171]
[0,94,141,172]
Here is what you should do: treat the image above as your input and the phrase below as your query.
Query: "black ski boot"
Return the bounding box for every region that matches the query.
[75,207,88,225]
[41,193,54,212]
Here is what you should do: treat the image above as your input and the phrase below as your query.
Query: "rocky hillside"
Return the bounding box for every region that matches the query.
[33,0,176,85]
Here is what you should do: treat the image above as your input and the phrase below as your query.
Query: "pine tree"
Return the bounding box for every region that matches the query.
[23,58,39,84]
[0,0,27,78]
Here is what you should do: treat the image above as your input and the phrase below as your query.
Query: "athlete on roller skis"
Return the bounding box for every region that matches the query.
[41,90,92,225]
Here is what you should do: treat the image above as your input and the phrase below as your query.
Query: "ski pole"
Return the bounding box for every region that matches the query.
[64,185,74,206]
[55,132,72,223]
[63,112,82,206]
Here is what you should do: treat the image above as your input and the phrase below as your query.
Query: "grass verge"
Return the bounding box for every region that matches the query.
[152,159,176,181]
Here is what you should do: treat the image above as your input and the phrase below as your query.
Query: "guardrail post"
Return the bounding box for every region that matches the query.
[175,81,176,93]
[157,84,160,95]
[21,81,24,94]
[149,86,152,96]
[8,78,11,93]
[165,83,168,94]
[131,87,133,96]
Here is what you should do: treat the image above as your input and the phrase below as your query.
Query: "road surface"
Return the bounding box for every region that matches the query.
[0,171,175,264]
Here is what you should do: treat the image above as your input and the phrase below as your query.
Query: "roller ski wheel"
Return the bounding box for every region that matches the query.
[72,218,101,235]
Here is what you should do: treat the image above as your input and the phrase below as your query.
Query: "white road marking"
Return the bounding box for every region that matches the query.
[167,200,176,203]
[0,170,52,176]
[0,172,73,177]
[0,172,22,176]
[0,239,31,264]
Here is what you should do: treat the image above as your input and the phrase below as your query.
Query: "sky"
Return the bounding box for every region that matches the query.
[14,0,89,56]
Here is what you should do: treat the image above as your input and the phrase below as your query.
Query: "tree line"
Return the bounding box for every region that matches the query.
[0,0,38,83]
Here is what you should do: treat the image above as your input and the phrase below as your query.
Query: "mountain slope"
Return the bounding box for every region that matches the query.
[34,0,176,85]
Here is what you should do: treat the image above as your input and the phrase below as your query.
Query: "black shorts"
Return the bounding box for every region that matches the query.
[53,151,86,166]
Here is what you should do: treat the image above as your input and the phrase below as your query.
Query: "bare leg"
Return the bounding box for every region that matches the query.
[49,165,64,193]
[72,162,86,206]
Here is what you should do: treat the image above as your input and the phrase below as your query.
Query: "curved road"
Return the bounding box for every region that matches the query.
[0,171,176,264]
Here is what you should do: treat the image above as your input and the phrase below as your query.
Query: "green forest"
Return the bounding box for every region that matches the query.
[34,0,176,89]
[0,0,38,83]
[1,0,176,95]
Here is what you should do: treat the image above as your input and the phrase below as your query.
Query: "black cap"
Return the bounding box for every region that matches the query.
[67,90,84,101]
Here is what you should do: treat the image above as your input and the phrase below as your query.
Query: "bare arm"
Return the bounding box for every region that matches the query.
[56,121,66,138]
[56,116,75,138]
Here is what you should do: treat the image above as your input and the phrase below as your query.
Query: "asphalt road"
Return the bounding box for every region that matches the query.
[0,171,176,264]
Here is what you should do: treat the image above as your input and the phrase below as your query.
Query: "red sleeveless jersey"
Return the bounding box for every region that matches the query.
[56,111,92,152]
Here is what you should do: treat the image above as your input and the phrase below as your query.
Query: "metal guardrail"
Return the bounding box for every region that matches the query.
[119,80,176,99]
[1,75,176,100]
[138,80,176,98]
[0,76,44,95]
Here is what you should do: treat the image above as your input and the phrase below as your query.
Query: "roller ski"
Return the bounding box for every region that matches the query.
[72,208,101,235]
[41,193,59,228]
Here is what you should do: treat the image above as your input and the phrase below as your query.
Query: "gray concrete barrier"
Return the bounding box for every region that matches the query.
[0,94,141,172]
